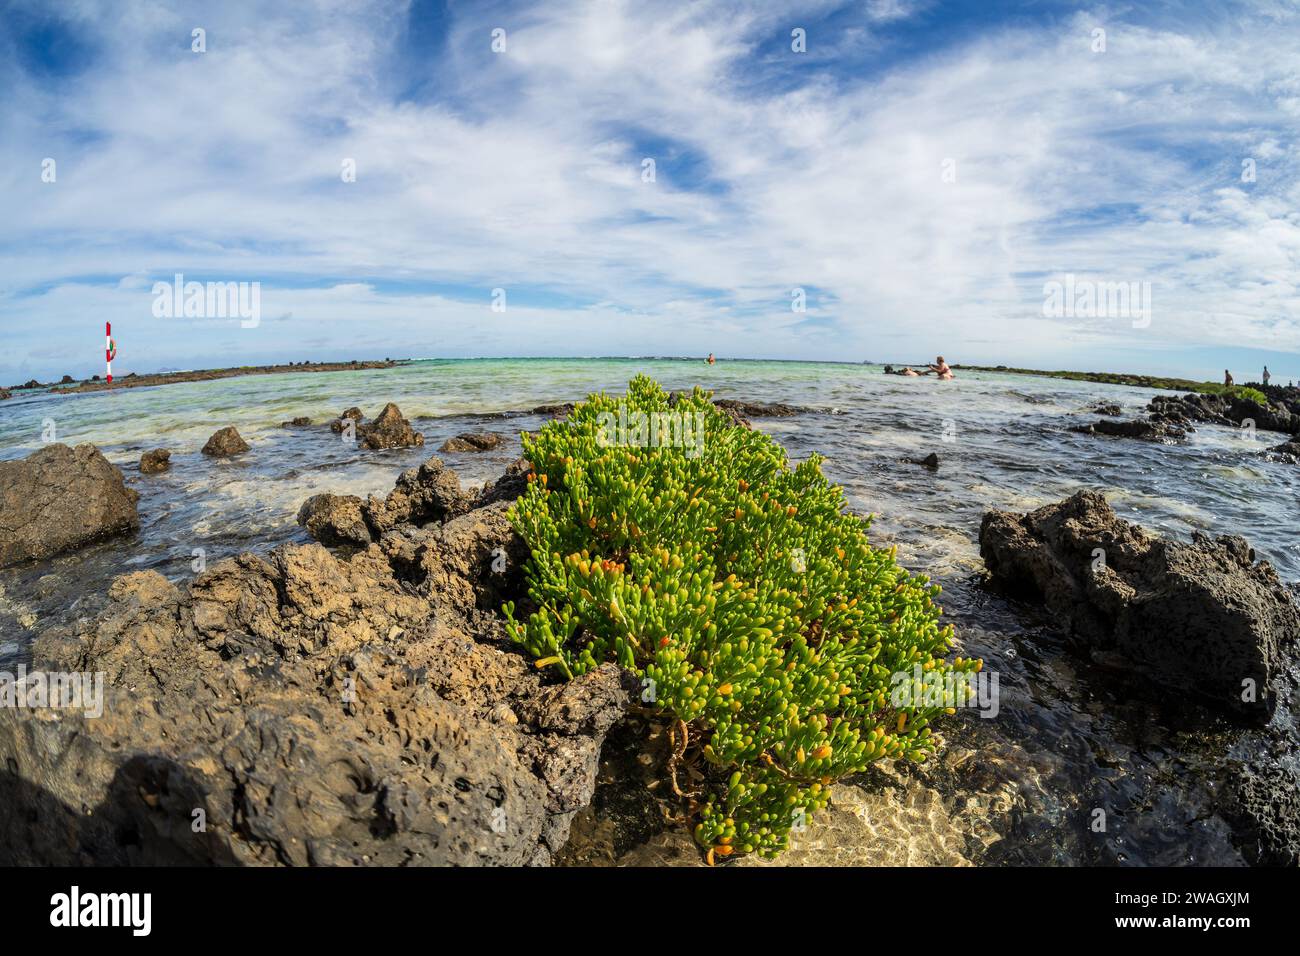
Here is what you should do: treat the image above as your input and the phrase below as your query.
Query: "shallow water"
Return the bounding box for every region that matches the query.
[2,358,1295,865]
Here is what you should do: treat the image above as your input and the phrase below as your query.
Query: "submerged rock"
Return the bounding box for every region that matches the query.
[440,431,505,453]
[0,459,626,866]
[282,416,312,428]
[358,403,424,450]
[1072,418,1186,443]
[0,443,140,568]
[905,452,940,469]
[979,491,1297,721]
[201,426,250,457]
[139,448,171,474]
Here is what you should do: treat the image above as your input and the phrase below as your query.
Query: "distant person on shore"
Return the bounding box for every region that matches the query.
[707,353,716,366]
[1262,366,1270,386]
[928,356,954,380]
[1224,369,1234,387]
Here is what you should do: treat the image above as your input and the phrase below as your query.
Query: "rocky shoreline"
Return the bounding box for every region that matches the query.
[0,451,626,865]
[1,386,1298,867]
[1072,386,1300,454]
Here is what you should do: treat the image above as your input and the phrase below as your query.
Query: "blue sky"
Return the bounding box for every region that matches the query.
[1,0,1298,382]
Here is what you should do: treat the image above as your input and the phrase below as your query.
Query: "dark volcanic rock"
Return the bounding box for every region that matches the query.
[979,491,1298,721]
[905,452,939,469]
[201,426,250,457]
[329,407,364,434]
[1224,762,1300,866]
[1265,438,1300,464]
[358,403,424,450]
[1086,401,1123,417]
[713,404,751,429]
[713,398,804,418]
[59,375,75,385]
[297,493,373,547]
[0,465,626,866]
[1149,391,1298,436]
[1072,418,1186,443]
[475,457,532,509]
[364,455,469,535]
[532,403,575,419]
[139,448,171,474]
[0,443,140,568]
[440,431,505,453]
[282,416,312,427]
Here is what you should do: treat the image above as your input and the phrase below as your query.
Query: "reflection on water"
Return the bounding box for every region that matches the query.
[2,358,1294,866]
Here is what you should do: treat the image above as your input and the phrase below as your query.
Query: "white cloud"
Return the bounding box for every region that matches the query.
[0,0,1297,378]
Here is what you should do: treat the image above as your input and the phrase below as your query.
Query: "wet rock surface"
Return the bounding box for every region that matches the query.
[1086,401,1123,416]
[712,398,805,418]
[531,403,575,419]
[1265,438,1300,464]
[139,448,171,474]
[1072,418,1187,443]
[1150,391,1298,436]
[329,407,365,434]
[201,426,250,457]
[439,431,505,453]
[1224,762,1300,866]
[980,491,1297,722]
[0,458,626,866]
[357,403,424,450]
[0,443,140,568]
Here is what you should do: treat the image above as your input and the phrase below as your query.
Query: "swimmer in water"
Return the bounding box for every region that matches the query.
[707,353,716,365]
[928,356,954,380]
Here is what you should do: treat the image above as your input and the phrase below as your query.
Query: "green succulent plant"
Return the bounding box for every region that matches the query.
[504,375,979,860]
[1228,386,1268,406]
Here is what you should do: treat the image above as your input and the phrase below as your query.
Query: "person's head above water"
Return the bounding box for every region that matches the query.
[936,356,945,364]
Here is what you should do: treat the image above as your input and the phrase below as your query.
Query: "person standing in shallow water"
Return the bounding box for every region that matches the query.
[928,356,954,380]
[1224,369,1234,387]
[706,353,716,365]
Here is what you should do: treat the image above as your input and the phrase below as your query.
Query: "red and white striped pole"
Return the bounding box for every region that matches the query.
[105,322,113,384]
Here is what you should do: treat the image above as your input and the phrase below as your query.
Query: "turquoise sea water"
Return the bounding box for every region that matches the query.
[1,357,1295,865]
